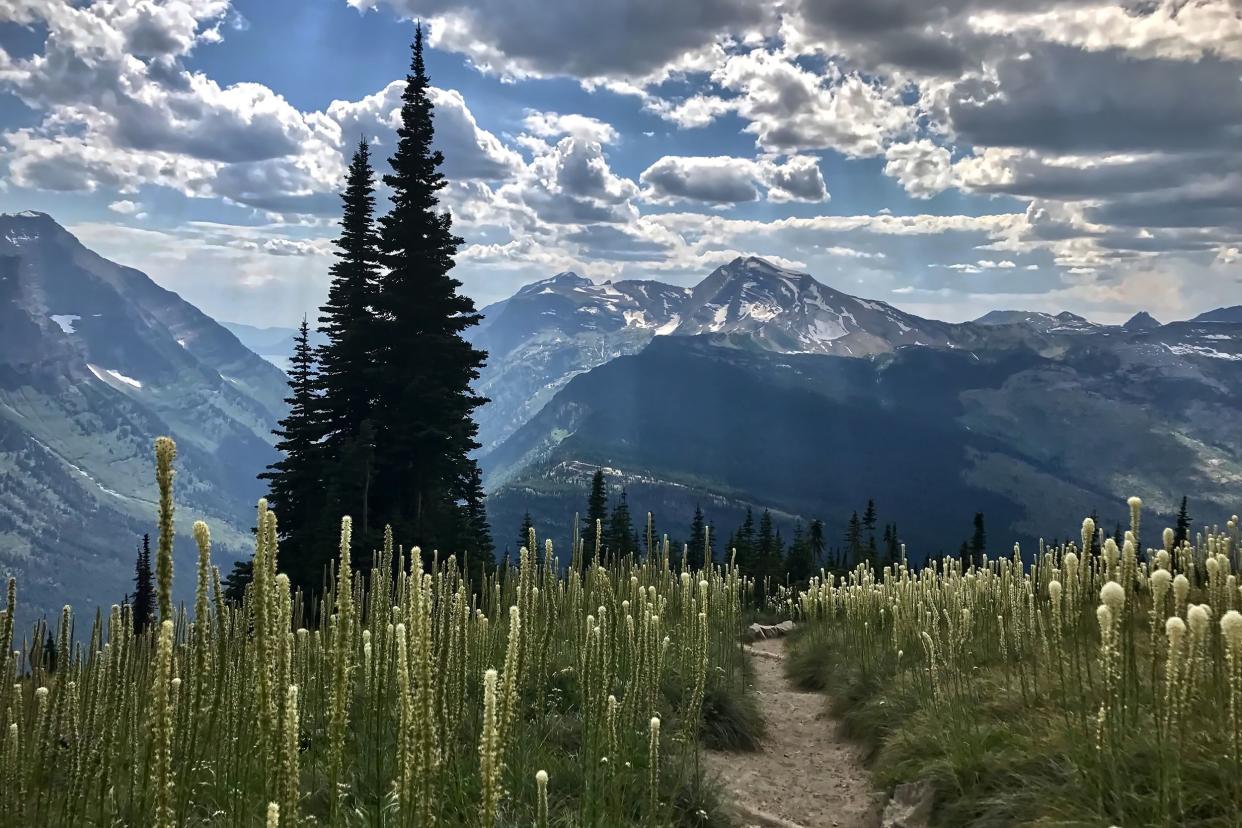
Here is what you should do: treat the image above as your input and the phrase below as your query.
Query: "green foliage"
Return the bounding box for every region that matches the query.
[585,468,608,553]
[791,503,1242,827]
[259,319,325,592]
[132,533,154,634]
[0,437,759,826]
[370,23,488,556]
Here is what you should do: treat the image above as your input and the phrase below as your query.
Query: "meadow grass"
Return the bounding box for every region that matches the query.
[788,503,1242,827]
[0,439,760,826]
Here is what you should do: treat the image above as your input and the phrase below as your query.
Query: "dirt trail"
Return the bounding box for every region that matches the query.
[705,637,881,828]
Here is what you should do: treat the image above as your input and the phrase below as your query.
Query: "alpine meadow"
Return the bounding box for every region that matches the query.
[3,1,1242,826]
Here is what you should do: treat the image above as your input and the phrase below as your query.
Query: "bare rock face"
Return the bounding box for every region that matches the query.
[881,781,934,828]
[746,620,796,641]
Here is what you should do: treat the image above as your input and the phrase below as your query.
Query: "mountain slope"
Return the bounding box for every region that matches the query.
[0,212,287,622]
[1193,306,1242,324]
[675,256,962,355]
[221,321,329,373]
[484,311,1242,560]
[468,272,692,452]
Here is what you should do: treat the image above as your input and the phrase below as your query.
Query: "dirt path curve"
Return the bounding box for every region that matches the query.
[705,637,881,828]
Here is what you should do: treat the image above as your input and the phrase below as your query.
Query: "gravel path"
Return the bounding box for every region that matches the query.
[706,637,882,828]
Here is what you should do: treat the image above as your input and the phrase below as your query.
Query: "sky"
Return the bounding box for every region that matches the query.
[1,0,1240,327]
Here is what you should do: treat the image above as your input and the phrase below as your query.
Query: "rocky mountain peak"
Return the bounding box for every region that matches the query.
[1123,311,1162,331]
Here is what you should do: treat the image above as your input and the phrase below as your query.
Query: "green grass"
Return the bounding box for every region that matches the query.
[787,517,1242,828]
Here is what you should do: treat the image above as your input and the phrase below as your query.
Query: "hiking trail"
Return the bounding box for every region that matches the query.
[705,636,882,828]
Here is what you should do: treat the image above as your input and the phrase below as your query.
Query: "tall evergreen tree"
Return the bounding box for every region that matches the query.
[757,509,776,561]
[1088,509,1103,556]
[1174,496,1192,548]
[371,23,487,555]
[808,519,826,570]
[518,511,535,554]
[734,508,756,570]
[786,522,814,582]
[132,533,154,635]
[462,462,493,584]
[584,469,608,551]
[688,505,707,569]
[607,489,635,557]
[317,138,383,542]
[259,317,323,592]
[862,498,877,548]
[223,559,253,605]
[845,511,862,566]
[969,512,987,567]
[885,523,901,567]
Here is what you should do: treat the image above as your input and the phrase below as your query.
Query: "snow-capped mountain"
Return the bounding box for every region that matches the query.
[0,211,288,622]
[471,257,981,451]
[674,256,961,355]
[973,309,1100,334]
[468,273,692,452]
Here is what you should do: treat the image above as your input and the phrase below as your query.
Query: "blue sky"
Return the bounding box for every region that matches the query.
[1,0,1240,326]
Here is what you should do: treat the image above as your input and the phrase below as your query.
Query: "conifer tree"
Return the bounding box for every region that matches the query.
[758,509,776,561]
[317,138,382,542]
[786,522,814,582]
[808,519,825,570]
[1088,509,1103,556]
[259,317,324,592]
[585,469,608,551]
[845,511,862,566]
[607,489,635,557]
[223,559,253,605]
[132,533,154,635]
[885,523,901,567]
[644,512,659,560]
[462,462,493,582]
[862,498,877,549]
[969,512,987,567]
[1174,496,1192,547]
[688,505,707,569]
[734,508,756,570]
[518,511,534,554]
[371,23,487,554]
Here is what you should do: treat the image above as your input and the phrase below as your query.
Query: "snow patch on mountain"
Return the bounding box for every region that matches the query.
[50,314,80,333]
[88,364,143,389]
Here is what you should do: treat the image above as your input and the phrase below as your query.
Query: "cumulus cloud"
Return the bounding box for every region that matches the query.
[639,154,828,203]
[521,111,619,144]
[349,0,771,81]
[6,0,1241,322]
[884,140,954,198]
[946,45,1242,154]
[697,51,916,156]
[640,156,760,203]
[328,82,523,180]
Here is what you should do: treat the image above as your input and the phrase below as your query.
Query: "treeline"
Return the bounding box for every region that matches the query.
[255,26,490,597]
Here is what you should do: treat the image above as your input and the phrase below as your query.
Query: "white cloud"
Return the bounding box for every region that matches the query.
[639,154,829,203]
[884,140,954,198]
[709,50,916,156]
[521,111,619,144]
[107,199,141,214]
[349,0,771,82]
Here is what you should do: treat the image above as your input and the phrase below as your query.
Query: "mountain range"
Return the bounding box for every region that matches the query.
[0,212,288,623]
[3,210,1240,615]
[471,258,1242,558]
